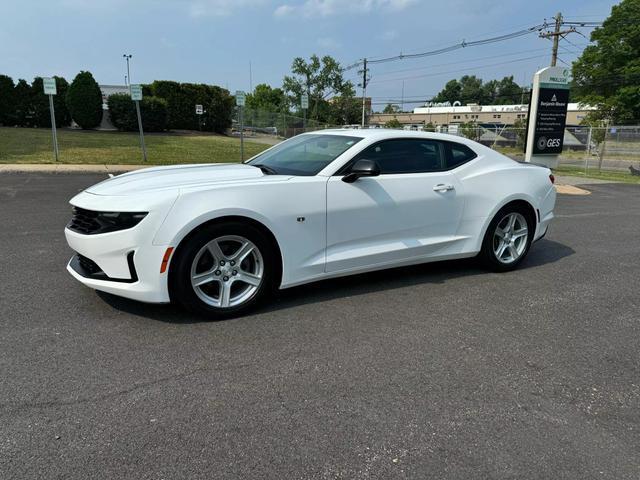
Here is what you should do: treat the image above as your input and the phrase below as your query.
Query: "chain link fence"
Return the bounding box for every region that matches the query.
[232,107,339,143]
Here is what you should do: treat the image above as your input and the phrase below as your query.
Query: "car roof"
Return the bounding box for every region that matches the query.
[306,128,475,144]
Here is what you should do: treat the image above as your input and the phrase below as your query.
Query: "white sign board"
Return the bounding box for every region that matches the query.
[235,90,245,107]
[130,84,143,101]
[43,77,57,95]
[301,94,309,110]
[195,104,203,115]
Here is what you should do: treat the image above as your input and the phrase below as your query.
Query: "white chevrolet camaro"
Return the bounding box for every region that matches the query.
[65,129,556,318]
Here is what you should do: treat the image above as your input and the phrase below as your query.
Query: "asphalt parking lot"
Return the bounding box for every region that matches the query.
[1,173,639,479]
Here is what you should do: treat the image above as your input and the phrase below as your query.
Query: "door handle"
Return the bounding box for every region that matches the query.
[433,183,455,192]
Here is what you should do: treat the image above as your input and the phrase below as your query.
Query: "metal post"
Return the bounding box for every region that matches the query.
[240,106,244,161]
[303,108,306,132]
[48,94,59,162]
[585,126,592,173]
[135,100,147,162]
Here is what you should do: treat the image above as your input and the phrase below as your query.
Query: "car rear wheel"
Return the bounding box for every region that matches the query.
[170,222,276,318]
[479,206,533,272]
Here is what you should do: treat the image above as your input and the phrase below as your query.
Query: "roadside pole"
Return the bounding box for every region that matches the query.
[301,94,308,132]
[130,84,147,162]
[43,78,59,162]
[236,91,246,161]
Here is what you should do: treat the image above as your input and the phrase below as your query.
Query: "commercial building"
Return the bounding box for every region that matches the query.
[369,102,595,129]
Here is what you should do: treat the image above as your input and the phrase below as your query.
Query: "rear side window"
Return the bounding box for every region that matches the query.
[353,138,446,174]
[445,142,477,169]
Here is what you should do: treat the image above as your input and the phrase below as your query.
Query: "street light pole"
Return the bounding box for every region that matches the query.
[123,54,132,90]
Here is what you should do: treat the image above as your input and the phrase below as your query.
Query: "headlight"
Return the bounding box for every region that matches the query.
[68,207,148,234]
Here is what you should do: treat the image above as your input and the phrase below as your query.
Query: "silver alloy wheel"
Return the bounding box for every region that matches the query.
[492,212,529,264]
[190,235,264,308]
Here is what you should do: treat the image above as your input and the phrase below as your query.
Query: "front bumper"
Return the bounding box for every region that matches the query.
[65,221,172,304]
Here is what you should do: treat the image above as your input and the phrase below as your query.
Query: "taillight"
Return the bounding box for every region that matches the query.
[549,174,555,184]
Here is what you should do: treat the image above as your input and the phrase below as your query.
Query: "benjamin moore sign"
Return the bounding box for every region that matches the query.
[524,66,570,166]
[532,87,569,155]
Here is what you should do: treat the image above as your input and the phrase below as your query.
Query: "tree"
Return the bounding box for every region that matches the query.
[384,117,402,129]
[572,0,640,124]
[66,71,103,129]
[0,74,16,126]
[326,96,361,125]
[383,103,400,114]
[433,75,525,105]
[31,76,72,128]
[246,84,286,112]
[205,86,234,133]
[459,121,480,141]
[513,118,528,149]
[282,54,355,122]
[431,79,461,104]
[423,122,435,132]
[13,79,34,127]
[496,76,523,104]
[459,75,484,105]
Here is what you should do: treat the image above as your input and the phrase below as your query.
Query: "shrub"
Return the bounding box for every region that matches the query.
[384,117,402,129]
[0,74,16,126]
[66,71,103,129]
[108,93,168,132]
[31,76,72,128]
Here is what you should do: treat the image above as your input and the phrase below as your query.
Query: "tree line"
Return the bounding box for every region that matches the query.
[0,72,234,133]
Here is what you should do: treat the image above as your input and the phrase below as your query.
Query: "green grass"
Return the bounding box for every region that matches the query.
[553,165,640,184]
[0,127,269,164]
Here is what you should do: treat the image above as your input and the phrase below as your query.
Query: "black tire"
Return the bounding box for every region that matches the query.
[169,221,277,319]
[479,205,534,272]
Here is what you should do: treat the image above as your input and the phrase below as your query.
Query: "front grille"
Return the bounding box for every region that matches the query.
[68,207,102,234]
[77,254,102,275]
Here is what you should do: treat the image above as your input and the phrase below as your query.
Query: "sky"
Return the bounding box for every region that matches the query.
[0,0,619,111]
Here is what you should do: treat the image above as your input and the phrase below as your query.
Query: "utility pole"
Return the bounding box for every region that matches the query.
[359,58,369,127]
[539,13,576,66]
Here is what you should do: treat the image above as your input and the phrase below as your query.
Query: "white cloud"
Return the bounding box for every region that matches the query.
[274,0,416,18]
[189,0,266,17]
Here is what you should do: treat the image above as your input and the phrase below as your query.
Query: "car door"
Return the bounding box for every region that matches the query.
[325,138,467,273]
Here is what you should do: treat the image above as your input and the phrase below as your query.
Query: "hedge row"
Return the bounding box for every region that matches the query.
[146,81,234,133]
[0,72,234,133]
[0,74,72,128]
[108,94,168,132]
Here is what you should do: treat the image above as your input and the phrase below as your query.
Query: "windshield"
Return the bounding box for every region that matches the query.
[247,134,363,176]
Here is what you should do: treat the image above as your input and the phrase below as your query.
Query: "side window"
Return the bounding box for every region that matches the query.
[445,142,477,169]
[355,139,445,174]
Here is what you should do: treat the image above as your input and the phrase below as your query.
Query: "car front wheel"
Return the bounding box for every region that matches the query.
[169,222,276,318]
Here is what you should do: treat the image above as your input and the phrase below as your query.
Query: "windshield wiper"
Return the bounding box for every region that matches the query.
[252,164,279,175]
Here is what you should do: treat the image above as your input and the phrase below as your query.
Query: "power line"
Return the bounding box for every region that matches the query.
[368,54,550,84]
[342,22,549,71]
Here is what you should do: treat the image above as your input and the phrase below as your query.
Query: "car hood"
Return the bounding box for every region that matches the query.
[86,163,272,196]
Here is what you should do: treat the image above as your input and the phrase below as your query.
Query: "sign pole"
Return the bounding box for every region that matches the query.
[48,94,59,162]
[43,78,59,162]
[135,100,147,162]
[130,84,147,162]
[235,91,246,162]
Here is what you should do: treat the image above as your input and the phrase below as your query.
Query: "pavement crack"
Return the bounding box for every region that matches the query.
[0,366,207,415]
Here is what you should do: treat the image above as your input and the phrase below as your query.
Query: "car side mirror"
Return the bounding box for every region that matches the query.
[342,159,381,183]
